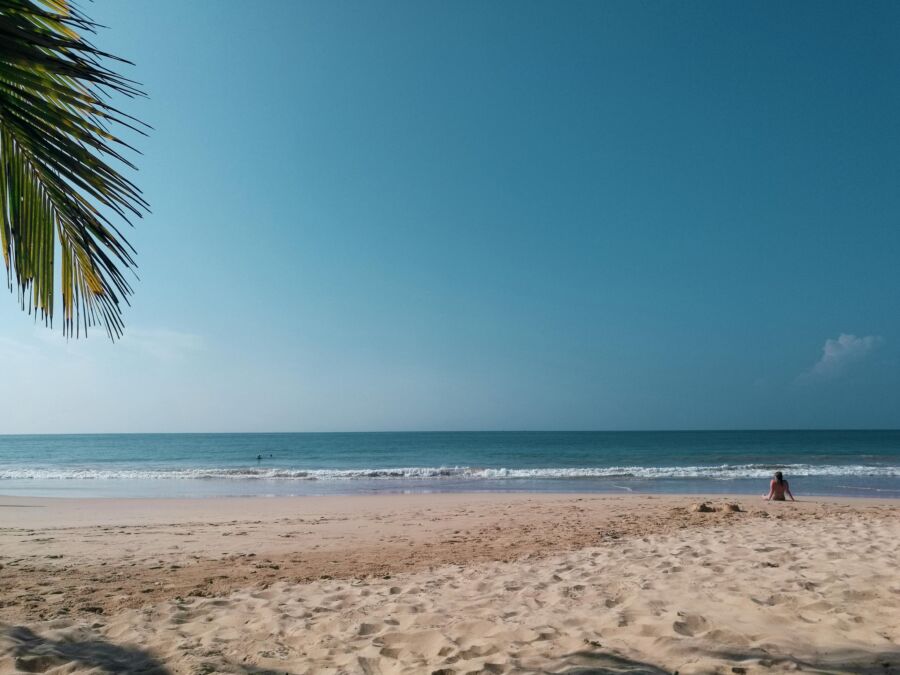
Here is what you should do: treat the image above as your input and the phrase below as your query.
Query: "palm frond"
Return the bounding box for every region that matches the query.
[0,0,148,338]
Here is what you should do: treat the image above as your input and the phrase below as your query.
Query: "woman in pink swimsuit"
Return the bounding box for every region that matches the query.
[763,471,795,501]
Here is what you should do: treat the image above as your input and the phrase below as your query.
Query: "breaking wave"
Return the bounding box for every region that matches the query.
[1,464,898,481]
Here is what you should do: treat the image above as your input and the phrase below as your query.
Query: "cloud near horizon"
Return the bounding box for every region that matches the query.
[800,333,884,382]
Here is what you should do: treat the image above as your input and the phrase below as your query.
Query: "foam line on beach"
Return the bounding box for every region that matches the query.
[1,462,898,481]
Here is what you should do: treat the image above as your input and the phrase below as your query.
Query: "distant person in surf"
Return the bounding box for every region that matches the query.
[763,471,795,501]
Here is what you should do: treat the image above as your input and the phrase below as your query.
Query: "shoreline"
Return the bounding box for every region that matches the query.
[2,490,900,526]
[3,480,900,501]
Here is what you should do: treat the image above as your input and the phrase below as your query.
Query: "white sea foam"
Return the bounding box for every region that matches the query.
[0,464,897,481]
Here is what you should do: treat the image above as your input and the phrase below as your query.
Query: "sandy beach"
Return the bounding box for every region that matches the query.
[1,493,898,674]
[3,0,898,672]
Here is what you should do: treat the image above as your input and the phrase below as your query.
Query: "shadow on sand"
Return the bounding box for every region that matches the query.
[536,650,670,674]
[538,645,900,675]
[1,625,306,675]
[4,625,899,674]
[706,647,900,675]
[1,625,170,674]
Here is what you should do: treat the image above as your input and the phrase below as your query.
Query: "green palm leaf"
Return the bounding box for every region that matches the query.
[0,0,148,338]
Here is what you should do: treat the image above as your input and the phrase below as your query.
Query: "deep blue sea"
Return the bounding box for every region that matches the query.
[0,431,899,499]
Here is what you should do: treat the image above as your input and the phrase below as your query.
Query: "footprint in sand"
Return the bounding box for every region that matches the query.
[704,628,751,647]
[615,610,633,627]
[358,622,381,636]
[673,612,708,636]
[843,589,878,601]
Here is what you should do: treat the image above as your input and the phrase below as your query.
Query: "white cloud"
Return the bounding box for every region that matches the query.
[800,333,884,381]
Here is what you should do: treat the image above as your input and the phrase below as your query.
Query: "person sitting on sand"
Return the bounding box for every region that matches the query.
[763,471,795,501]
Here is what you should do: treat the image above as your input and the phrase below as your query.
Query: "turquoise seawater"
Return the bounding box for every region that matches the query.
[0,431,898,498]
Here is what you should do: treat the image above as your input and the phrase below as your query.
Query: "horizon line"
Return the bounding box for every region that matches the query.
[1,428,899,437]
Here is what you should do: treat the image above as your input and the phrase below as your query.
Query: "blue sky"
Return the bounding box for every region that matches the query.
[2,0,899,433]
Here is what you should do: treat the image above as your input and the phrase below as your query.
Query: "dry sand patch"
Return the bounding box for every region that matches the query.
[1,494,898,674]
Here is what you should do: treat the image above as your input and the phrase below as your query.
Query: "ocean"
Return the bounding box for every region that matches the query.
[0,430,898,499]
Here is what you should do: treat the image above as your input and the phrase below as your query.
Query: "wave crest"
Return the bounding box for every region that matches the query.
[0,463,898,481]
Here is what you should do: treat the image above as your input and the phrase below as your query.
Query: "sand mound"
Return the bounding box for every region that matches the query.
[691,501,743,513]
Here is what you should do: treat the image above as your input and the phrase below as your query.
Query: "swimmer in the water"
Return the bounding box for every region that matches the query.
[256,454,262,462]
[763,471,795,501]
